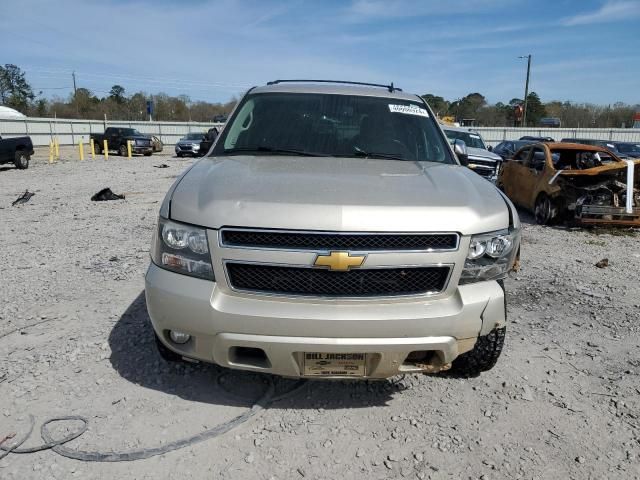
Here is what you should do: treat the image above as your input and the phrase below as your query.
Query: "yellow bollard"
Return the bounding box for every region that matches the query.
[78,140,85,161]
[54,138,60,160]
[103,139,109,160]
[127,140,132,158]
[90,139,95,159]
[49,141,54,164]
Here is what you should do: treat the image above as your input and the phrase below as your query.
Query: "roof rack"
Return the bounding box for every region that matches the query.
[266,79,402,93]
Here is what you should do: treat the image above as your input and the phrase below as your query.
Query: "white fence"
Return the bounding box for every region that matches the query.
[2,117,640,148]
[0,117,223,147]
[474,127,640,146]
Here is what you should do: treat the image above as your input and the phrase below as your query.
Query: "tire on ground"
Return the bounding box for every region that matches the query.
[448,327,506,377]
[119,144,128,156]
[534,193,559,225]
[14,150,29,169]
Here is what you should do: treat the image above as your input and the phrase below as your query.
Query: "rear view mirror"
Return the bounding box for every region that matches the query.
[487,145,493,152]
[453,139,469,166]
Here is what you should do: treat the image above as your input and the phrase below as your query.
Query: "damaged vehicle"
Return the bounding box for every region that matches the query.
[442,126,502,183]
[498,142,640,226]
[145,80,521,380]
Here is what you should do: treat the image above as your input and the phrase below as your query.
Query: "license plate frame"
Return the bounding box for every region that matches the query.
[302,352,367,377]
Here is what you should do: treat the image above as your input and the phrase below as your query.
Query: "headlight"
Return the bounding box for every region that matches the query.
[151,218,214,280]
[460,228,519,284]
[192,144,200,149]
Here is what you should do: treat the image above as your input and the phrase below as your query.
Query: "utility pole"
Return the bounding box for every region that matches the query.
[72,71,79,117]
[518,55,531,127]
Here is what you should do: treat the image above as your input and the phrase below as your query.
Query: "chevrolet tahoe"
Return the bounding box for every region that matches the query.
[145,80,521,379]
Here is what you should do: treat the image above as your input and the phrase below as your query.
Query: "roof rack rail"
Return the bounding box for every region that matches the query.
[266,79,402,93]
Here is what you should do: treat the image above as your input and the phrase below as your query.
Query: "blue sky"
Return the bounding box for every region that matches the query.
[1,0,639,105]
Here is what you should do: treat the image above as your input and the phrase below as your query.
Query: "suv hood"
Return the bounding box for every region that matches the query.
[467,146,501,162]
[169,156,509,234]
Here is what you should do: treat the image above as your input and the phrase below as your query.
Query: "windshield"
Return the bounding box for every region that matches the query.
[121,128,142,136]
[212,92,452,163]
[443,129,486,149]
[617,143,640,153]
[183,133,205,140]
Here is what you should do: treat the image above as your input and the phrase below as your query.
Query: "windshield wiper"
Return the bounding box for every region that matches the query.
[224,146,330,157]
[350,146,405,161]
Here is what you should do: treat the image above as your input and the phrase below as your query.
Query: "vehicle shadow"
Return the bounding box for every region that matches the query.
[108,292,409,410]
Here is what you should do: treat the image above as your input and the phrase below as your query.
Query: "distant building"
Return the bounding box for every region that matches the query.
[633,111,640,129]
[0,106,27,119]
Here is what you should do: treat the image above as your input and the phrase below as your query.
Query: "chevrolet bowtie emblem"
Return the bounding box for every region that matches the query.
[314,251,366,271]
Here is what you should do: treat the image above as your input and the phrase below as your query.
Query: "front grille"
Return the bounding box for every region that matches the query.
[226,263,450,297]
[179,144,193,150]
[221,230,459,251]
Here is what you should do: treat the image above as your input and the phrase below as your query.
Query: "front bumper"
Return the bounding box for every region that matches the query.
[133,146,153,154]
[175,144,200,155]
[144,263,506,379]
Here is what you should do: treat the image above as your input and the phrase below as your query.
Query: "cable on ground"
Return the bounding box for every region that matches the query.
[0,376,307,462]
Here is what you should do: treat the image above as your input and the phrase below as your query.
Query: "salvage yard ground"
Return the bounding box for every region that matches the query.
[1,147,639,479]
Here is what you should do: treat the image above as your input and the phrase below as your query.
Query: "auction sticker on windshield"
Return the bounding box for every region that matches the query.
[388,104,429,117]
[303,352,366,376]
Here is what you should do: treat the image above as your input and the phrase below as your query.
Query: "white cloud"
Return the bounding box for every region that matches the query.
[562,0,640,26]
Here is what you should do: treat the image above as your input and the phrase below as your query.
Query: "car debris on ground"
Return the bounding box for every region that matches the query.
[91,188,125,201]
[11,190,35,206]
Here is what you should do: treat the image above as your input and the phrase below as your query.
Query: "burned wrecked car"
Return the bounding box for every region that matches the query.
[498,142,640,226]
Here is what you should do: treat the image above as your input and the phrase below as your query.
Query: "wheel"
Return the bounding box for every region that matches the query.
[449,327,506,377]
[119,144,128,156]
[94,142,102,154]
[14,151,29,169]
[534,193,558,225]
[176,153,183,158]
[154,332,183,362]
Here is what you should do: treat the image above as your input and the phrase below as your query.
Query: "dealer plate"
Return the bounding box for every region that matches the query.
[303,352,366,377]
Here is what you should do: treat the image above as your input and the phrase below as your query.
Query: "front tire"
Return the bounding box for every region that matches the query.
[534,193,558,225]
[449,327,506,377]
[94,142,102,155]
[119,144,128,156]
[14,151,29,169]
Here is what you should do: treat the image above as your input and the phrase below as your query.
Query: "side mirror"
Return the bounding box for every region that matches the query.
[487,145,493,152]
[453,139,469,166]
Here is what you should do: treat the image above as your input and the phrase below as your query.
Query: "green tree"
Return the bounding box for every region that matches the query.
[421,94,449,116]
[109,85,126,104]
[0,64,35,112]
[524,92,546,126]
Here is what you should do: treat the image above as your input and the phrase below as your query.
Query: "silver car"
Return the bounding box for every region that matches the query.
[146,80,521,379]
[175,132,206,157]
[442,126,503,183]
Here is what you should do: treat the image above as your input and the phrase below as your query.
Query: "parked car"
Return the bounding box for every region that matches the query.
[175,133,206,157]
[0,135,34,169]
[145,79,521,379]
[151,135,163,153]
[212,114,228,123]
[491,140,536,161]
[597,141,640,159]
[198,127,219,156]
[498,142,640,226]
[560,138,635,159]
[441,126,503,182]
[91,127,153,156]
[519,135,554,142]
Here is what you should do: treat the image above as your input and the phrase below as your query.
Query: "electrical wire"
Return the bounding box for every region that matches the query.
[0,375,308,462]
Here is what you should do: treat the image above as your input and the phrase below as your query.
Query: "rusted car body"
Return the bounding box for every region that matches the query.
[498,142,640,226]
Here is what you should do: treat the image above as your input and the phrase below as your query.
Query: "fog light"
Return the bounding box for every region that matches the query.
[169,330,191,344]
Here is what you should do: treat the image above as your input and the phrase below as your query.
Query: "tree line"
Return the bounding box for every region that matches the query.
[0,64,235,122]
[422,92,638,128]
[1,64,638,127]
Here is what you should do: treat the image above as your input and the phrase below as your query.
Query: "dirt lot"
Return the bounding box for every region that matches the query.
[1,146,639,479]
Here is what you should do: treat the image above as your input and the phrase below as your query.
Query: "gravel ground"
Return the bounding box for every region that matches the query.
[1,146,639,479]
